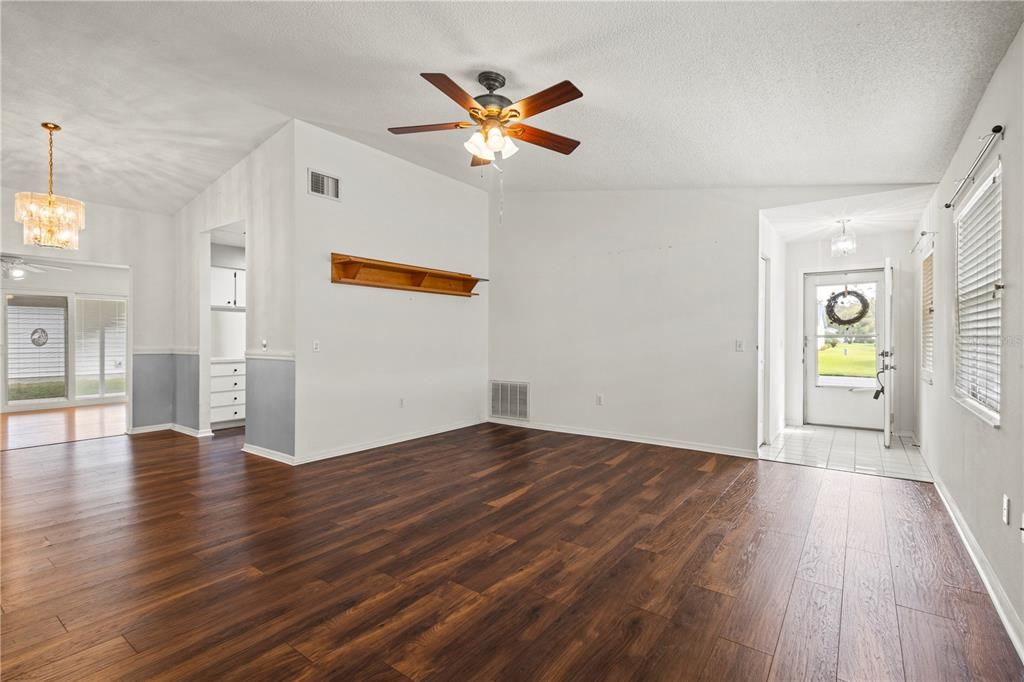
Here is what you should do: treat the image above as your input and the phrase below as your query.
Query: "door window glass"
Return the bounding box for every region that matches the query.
[815,283,877,387]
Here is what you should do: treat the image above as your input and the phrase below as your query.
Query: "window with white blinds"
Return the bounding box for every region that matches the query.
[5,296,68,401]
[954,163,1002,421]
[921,252,934,374]
[75,298,128,398]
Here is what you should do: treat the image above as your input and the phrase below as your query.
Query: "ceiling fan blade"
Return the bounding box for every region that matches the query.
[506,124,581,155]
[388,122,473,135]
[502,81,582,121]
[421,73,483,113]
[470,156,490,167]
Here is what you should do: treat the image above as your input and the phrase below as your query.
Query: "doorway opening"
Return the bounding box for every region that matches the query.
[755,186,935,478]
[2,263,130,450]
[756,256,771,446]
[803,268,885,431]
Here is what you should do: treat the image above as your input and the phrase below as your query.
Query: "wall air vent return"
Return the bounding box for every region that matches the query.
[490,380,529,420]
[308,169,340,200]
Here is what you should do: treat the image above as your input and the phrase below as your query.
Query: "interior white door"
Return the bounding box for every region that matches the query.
[804,269,885,429]
[882,258,896,447]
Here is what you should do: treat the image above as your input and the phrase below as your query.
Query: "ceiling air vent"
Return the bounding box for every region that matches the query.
[490,380,529,420]
[308,169,340,201]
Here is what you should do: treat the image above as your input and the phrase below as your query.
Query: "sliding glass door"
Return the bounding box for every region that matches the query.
[5,295,69,401]
[4,294,128,405]
[75,298,128,398]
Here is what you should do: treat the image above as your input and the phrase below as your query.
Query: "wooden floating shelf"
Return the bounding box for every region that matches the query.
[330,253,484,297]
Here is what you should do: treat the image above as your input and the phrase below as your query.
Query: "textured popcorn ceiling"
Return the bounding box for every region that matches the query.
[763,185,939,243]
[2,2,1022,214]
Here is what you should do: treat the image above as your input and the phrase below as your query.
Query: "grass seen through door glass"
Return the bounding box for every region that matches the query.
[817,342,876,378]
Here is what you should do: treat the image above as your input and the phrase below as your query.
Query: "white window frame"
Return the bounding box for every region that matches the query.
[920,250,935,383]
[952,161,1002,427]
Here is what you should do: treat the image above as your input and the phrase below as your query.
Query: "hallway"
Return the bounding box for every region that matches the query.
[759,425,932,482]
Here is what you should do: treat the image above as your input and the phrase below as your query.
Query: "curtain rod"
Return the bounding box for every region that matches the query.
[944,125,1004,209]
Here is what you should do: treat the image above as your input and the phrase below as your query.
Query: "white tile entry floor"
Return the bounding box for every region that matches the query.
[758,425,932,482]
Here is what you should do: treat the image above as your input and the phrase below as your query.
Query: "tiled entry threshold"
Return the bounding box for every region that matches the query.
[759,425,932,482]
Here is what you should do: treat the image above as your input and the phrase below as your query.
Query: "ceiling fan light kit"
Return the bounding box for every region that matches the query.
[15,122,85,250]
[389,71,582,166]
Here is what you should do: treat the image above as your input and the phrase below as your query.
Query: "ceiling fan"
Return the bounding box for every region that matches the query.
[1,255,71,280]
[389,71,582,166]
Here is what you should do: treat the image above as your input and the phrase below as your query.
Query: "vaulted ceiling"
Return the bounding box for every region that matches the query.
[3,2,1022,214]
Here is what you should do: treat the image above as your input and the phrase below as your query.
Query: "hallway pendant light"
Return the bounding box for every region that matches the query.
[831,219,855,257]
[15,122,85,250]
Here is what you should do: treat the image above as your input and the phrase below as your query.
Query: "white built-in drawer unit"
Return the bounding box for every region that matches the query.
[211,390,245,408]
[211,404,245,422]
[211,375,246,392]
[211,361,245,377]
[210,359,245,424]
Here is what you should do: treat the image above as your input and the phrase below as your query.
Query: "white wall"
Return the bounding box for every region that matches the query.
[173,121,294,436]
[174,121,294,357]
[489,185,903,457]
[1,188,175,352]
[915,25,1024,649]
[783,230,918,434]
[759,214,787,443]
[291,121,488,461]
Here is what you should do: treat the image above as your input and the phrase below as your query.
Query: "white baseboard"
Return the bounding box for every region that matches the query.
[128,423,174,435]
[295,420,485,465]
[932,477,1024,664]
[128,423,212,438]
[242,442,296,465]
[487,419,758,460]
[171,424,213,438]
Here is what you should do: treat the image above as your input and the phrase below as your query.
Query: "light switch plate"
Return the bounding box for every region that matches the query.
[735,339,744,352]
[1002,495,1010,525]
[312,340,321,352]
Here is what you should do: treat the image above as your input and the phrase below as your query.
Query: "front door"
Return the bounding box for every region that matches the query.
[803,270,885,429]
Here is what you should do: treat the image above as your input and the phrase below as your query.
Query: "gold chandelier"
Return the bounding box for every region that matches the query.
[15,122,85,249]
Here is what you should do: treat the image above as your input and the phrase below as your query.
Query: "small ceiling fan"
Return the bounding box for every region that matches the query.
[389,71,582,166]
[1,255,71,280]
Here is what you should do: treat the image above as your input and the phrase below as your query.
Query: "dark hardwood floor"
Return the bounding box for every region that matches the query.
[1,423,1020,680]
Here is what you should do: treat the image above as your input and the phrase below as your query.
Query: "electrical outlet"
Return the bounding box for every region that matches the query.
[312,340,321,352]
[596,394,604,406]
[735,339,744,352]
[1002,495,1010,525]
[261,339,267,351]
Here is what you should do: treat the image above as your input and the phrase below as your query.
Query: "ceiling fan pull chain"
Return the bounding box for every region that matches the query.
[496,158,505,224]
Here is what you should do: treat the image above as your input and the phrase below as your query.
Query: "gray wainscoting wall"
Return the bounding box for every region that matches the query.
[173,353,199,430]
[245,357,295,456]
[132,354,175,427]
